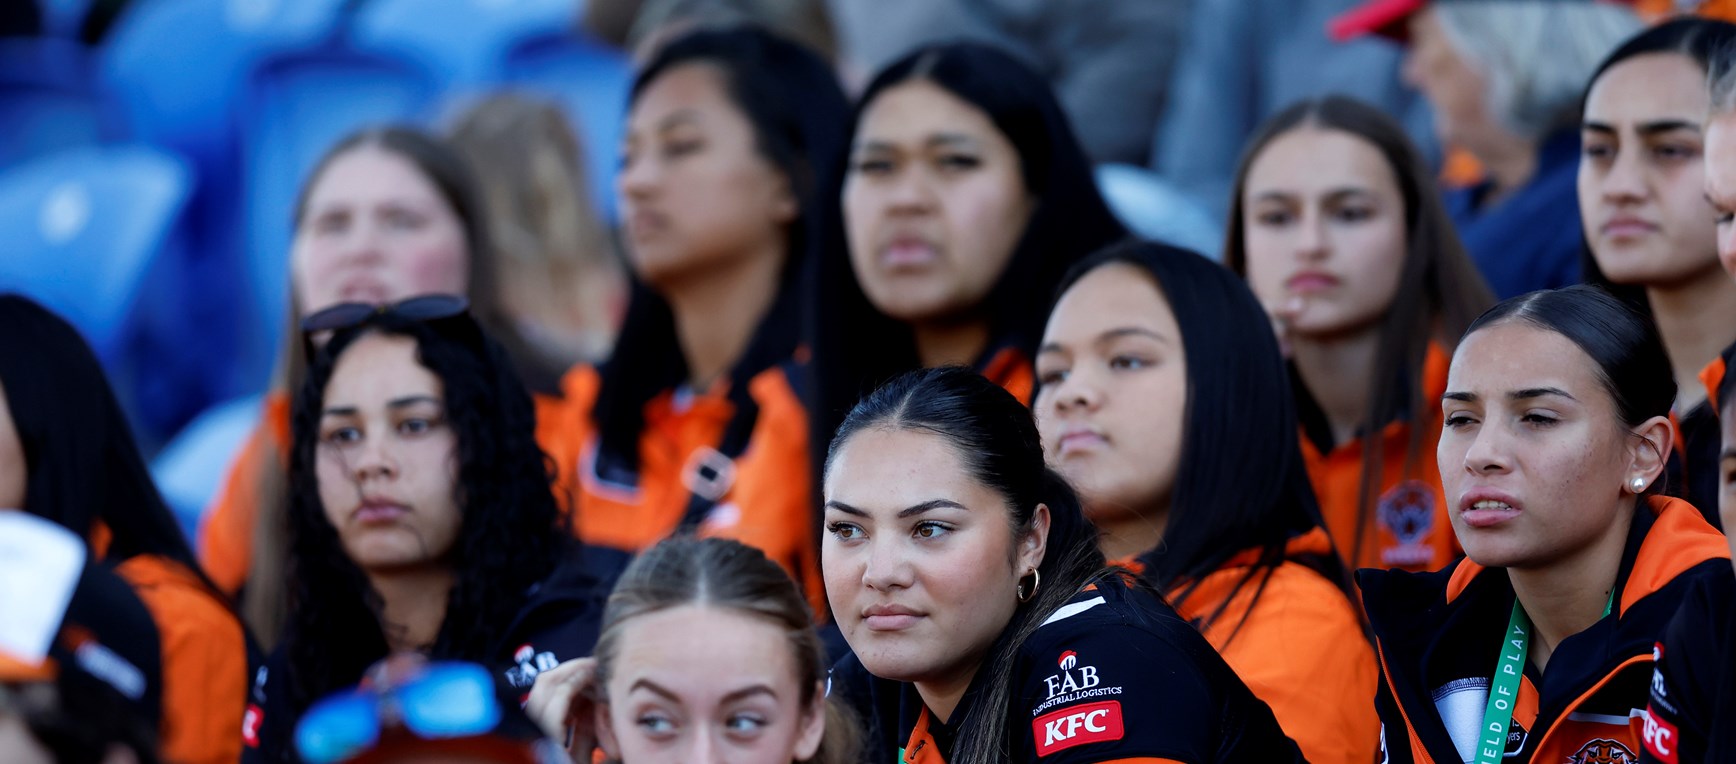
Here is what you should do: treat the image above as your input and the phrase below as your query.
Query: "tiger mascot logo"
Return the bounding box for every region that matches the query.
[1567,739,1638,764]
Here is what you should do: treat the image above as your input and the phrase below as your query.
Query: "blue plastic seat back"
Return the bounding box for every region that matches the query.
[0,38,107,170]
[37,0,94,38]
[0,145,193,360]
[352,0,576,92]
[239,45,437,373]
[500,31,630,220]
[100,0,353,166]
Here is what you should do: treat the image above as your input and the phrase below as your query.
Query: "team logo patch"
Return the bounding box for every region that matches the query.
[1032,700,1124,757]
[1032,650,1124,717]
[1642,709,1679,764]
[1567,739,1637,764]
[1377,481,1437,567]
[504,643,560,688]
[1058,650,1077,670]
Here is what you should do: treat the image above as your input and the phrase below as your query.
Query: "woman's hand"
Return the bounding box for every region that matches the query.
[526,657,601,763]
[1262,294,1306,359]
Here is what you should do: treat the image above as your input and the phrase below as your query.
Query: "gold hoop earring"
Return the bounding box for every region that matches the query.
[1017,569,1041,603]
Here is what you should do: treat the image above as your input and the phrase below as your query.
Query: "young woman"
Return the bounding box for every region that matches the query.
[1363,286,1730,763]
[808,42,1126,459]
[823,366,1303,763]
[1641,342,1736,763]
[524,537,859,764]
[1034,241,1376,764]
[1579,17,1736,522]
[242,298,604,764]
[1227,95,1496,572]
[0,295,249,764]
[198,127,542,644]
[534,26,850,606]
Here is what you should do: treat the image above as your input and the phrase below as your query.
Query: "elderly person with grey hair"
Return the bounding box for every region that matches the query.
[1333,0,1643,298]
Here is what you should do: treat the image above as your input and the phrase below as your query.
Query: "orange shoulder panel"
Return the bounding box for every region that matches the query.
[1181,557,1378,764]
[1621,496,1730,615]
[1700,355,1726,416]
[196,392,291,596]
[115,556,249,764]
[982,346,1035,405]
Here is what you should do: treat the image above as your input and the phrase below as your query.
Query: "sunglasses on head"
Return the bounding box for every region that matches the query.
[295,661,504,764]
[301,294,470,335]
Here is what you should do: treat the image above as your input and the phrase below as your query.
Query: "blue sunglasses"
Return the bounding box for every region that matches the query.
[295,662,504,764]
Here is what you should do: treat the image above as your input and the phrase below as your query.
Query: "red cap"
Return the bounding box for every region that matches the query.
[1329,0,1643,44]
[1329,0,1426,42]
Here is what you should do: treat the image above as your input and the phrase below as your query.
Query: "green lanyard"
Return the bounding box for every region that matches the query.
[1473,589,1616,764]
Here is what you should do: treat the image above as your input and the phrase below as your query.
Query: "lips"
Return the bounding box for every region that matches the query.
[1285,271,1340,294]
[1056,428,1107,456]
[1600,217,1658,239]
[626,209,669,241]
[878,234,940,268]
[354,499,410,525]
[861,603,923,632]
[1458,490,1521,529]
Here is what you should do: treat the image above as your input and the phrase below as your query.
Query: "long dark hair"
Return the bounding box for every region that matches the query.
[594,537,859,764]
[1048,242,1350,643]
[1465,285,1676,479]
[249,125,547,646]
[1224,96,1495,565]
[807,42,1127,480]
[0,295,210,581]
[1579,17,1736,311]
[281,309,572,712]
[825,366,1106,763]
[591,25,849,484]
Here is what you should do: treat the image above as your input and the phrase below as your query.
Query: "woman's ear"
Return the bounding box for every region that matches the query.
[793,683,828,761]
[1629,414,1674,491]
[1019,503,1052,575]
[596,701,621,759]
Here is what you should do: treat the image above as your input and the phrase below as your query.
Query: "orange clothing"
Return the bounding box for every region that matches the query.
[1301,344,1459,572]
[115,555,249,764]
[1120,530,1379,764]
[1701,354,1726,414]
[981,345,1035,405]
[197,392,291,596]
[536,363,822,612]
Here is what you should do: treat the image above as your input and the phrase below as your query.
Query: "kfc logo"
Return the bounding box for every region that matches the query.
[1642,709,1678,764]
[1032,700,1124,757]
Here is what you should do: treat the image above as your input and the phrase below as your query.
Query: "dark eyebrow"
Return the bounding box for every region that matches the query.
[1322,187,1376,202]
[1510,387,1575,402]
[656,109,701,131]
[1443,392,1476,403]
[1582,121,1615,135]
[824,499,968,518]
[387,395,440,409]
[1637,119,1701,137]
[721,684,778,704]
[1038,326,1170,357]
[927,133,979,149]
[323,406,358,417]
[628,679,680,702]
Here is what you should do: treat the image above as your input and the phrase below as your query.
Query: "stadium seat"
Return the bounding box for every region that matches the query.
[499,30,631,220]
[0,38,107,170]
[1095,163,1224,260]
[151,393,263,541]
[352,0,577,92]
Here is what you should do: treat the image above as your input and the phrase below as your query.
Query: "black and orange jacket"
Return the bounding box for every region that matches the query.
[1361,496,1729,764]
[981,344,1035,405]
[1301,344,1460,572]
[198,391,292,596]
[240,560,604,763]
[535,362,822,611]
[114,553,251,764]
[1119,529,1379,764]
[1640,567,1736,763]
[828,574,1304,763]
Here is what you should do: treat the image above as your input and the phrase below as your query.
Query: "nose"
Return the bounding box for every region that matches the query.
[860,533,914,592]
[1294,210,1329,263]
[349,433,397,484]
[1600,145,1647,204]
[684,728,720,764]
[1461,422,1512,476]
[617,149,658,204]
[1050,367,1103,415]
[884,166,937,217]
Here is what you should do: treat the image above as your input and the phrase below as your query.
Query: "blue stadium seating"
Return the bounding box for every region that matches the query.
[0,38,107,170]
[351,0,577,93]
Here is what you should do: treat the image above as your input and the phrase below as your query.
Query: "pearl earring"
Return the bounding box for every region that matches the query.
[1630,477,1646,493]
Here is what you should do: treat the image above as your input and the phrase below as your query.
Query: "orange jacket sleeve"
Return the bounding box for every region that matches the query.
[117,557,250,764]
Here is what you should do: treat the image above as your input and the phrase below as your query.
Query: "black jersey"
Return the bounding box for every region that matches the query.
[829,574,1303,763]
[1641,568,1736,764]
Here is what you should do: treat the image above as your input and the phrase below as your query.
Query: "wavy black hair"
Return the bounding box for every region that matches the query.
[0,295,211,583]
[807,41,1127,484]
[1579,16,1736,312]
[281,307,572,712]
[591,25,849,485]
[1046,241,1351,644]
[826,366,1108,763]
